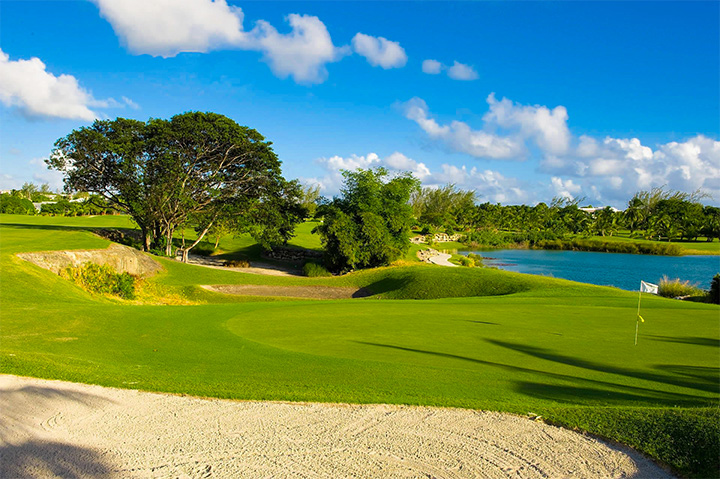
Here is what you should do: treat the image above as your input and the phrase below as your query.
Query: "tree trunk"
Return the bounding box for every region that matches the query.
[140,226,150,252]
[165,227,174,256]
[182,221,214,263]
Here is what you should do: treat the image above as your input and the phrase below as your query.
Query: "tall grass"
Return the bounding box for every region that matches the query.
[658,276,706,299]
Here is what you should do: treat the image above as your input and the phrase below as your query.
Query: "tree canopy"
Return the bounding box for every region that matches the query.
[48,112,302,258]
[314,168,420,272]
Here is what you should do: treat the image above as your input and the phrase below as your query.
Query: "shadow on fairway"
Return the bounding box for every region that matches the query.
[355,341,709,405]
[487,339,719,394]
[646,334,720,348]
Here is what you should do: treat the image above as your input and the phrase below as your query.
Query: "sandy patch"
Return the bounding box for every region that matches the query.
[202,284,372,299]
[0,375,672,479]
[186,254,302,277]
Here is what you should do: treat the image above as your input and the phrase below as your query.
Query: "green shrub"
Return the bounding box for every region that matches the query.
[458,256,474,267]
[0,194,35,215]
[62,263,136,299]
[658,276,705,299]
[303,261,332,277]
[466,253,484,266]
[709,274,720,305]
[225,259,250,268]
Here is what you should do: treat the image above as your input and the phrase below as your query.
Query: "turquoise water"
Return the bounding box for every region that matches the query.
[461,249,720,291]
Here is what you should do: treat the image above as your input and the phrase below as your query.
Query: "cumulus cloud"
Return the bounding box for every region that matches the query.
[446,61,479,81]
[92,0,246,57]
[484,93,571,155]
[305,151,530,204]
[421,59,443,74]
[307,152,429,193]
[402,97,524,160]
[352,33,407,69]
[541,134,720,205]
[402,94,719,205]
[253,15,348,84]
[551,177,582,200]
[92,0,348,84]
[0,49,135,121]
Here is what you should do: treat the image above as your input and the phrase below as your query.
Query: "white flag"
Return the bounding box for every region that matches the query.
[640,280,658,294]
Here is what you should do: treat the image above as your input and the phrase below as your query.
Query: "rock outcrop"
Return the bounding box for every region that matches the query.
[17,243,163,277]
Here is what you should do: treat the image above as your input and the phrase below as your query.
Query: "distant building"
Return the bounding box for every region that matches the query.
[579,206,621,214]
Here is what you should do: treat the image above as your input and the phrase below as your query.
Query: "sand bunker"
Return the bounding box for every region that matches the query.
[1,375,672,478]
[202,284,372,299]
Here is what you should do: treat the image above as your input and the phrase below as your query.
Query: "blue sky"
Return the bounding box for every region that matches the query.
[1,0,718,207]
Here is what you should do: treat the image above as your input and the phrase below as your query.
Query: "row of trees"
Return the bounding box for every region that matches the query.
[49,113,305,261]
[408,185,719,243]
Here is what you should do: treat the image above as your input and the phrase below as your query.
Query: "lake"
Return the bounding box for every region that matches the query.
[460,249,720,291]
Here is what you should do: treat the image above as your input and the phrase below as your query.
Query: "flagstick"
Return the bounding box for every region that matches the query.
[635,286,642,346]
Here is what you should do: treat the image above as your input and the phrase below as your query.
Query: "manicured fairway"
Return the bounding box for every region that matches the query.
[1,214,718,477]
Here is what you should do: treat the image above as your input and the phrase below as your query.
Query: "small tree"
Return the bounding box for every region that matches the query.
[314,168,419,272]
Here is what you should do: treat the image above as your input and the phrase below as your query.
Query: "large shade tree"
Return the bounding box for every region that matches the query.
[48,112,301,259]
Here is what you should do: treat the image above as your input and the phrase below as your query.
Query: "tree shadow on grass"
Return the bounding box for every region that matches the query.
[487,339,720,395]
[361,275,412,297]
[646,335,720,348]
[0,223,133,233]
[354,341,709,405]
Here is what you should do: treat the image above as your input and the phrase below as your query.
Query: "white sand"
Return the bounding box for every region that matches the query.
[0,375,673,478]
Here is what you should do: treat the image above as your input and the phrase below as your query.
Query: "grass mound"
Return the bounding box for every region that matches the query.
[350,265,537,299]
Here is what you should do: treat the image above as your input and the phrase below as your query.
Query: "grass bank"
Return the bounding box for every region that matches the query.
[1,214,718,477]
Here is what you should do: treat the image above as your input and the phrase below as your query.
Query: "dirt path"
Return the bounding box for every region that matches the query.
[1,375,672,479]
[428,252,458,267]
[202,284,372,299]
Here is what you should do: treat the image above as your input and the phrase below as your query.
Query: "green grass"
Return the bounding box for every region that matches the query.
[1,214,719,477]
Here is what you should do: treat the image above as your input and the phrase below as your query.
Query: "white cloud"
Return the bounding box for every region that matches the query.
[447,61,478,81]
[91,0,247,57]
[306,151,529,204]
[122,96,140,110]
[307,152,429,194]
[541,134,720,205]
[402,97,524,160]
[92,0,348,84]
[551,177,582,199]
[352,33,407,69]
[252,14,348,84]
[422,59,443,74]
[484,93,571,155]
[0,49,104,121]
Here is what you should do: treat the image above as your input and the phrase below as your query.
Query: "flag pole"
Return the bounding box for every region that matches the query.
[635,284,642,345]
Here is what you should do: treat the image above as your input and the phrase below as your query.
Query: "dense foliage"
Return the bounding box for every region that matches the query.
[48,113,303,259]
[411,186,718,248]
[0,194,35,214]
[61,262,136,299]
[314,168,419,272]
